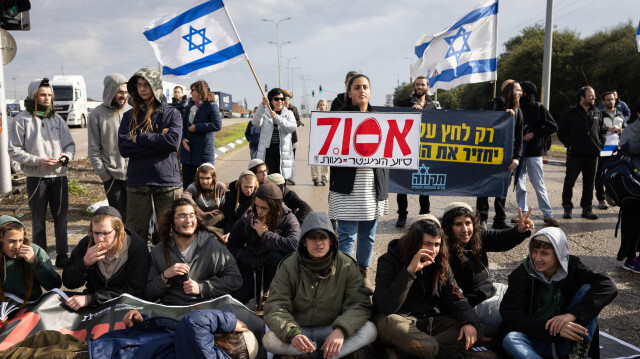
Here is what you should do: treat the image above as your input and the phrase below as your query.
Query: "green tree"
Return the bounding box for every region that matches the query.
[392,82,412,106]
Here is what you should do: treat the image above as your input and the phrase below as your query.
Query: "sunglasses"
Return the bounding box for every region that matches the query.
[272,97,285,102]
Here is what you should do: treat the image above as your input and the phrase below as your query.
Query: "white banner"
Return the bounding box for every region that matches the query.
[308,112,421,169]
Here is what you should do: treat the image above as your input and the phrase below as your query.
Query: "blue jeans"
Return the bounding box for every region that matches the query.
[27,176,69,256]
[474,283,507,337]
[516,156,553,219]
[337,219,378,268]
[503,284,598,358]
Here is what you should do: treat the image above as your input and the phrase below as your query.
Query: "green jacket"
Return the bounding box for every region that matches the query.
[2,244,61,301]
[264,250,371,343]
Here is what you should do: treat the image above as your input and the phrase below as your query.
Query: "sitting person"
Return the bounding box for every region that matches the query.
[263,212,376,359]
[227,158,268,192]
[266,173,312,224]
[228,182,300,304]
[374,218,483,359]
[0,309,258,359]
[441,202,533,337]
[62,206,149,311]
[145,198,242,305]
[500,227,618,359]
[219,170,258,236]
[0,215,60,306]
[181,162,227,228]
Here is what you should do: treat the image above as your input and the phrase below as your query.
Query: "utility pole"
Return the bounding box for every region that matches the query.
[540,0,554,109]
[262,17,291,89]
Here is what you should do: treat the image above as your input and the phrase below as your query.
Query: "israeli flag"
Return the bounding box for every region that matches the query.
[144,0,245,79]
[412,0,497,91]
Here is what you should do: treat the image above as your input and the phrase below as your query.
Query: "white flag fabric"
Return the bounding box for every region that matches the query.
[144,0,245,79]
[412,0,497,91]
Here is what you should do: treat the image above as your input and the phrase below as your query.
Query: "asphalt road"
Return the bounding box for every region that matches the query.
[212,116,640,349]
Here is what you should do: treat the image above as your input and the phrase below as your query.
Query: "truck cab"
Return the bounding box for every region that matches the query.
[51,75,88,128]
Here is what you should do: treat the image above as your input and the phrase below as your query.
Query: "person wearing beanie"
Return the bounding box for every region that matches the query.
[477,80,524,230]
[251,88,297,182]
[226,158,267,193]
[267,173,312,224]
[88,73,132,221]
[263,212,377,359]
[227,182,300,304]
[118,67,183,243]
[181,163,227,229]
[513,80,561,228]
[0,215,61,306]
[218,170,259,236]
[62,206,149,311]
[374,218,483,359]
[440,202,533,338]
[8,78,76,269]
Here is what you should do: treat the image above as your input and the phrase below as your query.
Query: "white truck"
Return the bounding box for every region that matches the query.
[51,75,89,128]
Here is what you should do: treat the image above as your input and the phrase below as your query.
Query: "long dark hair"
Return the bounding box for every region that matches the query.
[252,197,283,231]
[502,81,520,110]
[342,74,373,112]
[441,206,483,266]
[0,222,34,306]
[129,76,160,136]
[193,165,219,203]
[190,80,215,103]
[398,219,450,286]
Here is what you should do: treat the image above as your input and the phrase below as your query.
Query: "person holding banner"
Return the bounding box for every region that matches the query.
[251,88,297,181]
[62,206,149,311]
[328,74,389,294]
[0,215,60,305]
[441,202,533,337]
[477,80,523,230]
[145,198,242,305]
[179,80,222,191]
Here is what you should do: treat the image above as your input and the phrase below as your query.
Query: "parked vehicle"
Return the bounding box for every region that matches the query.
[51,75,89,128]
[213,91,232,118]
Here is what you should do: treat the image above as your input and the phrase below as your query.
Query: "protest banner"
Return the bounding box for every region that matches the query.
[0,291,266,358]
[308,111,421,170]
[373,107,514,198]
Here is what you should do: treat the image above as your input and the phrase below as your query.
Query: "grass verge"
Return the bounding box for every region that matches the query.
[215,122,248,148]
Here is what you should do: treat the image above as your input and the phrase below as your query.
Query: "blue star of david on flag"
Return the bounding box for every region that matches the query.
[182,26,212,54]
[444,27,472,62]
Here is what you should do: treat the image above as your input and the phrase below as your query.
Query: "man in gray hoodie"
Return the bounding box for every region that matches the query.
[8,78,76,268]
[88,74,131,220]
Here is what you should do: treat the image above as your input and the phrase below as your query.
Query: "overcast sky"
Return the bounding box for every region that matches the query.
[3,0,638,110]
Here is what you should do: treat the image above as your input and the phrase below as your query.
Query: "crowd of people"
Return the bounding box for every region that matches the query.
[2,66,637,358]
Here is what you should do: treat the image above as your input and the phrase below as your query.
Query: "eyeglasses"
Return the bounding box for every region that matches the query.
[116,90,129,96]
[256,170,268,175]
[175,213,197,221]
[136,83,151,89]
[92,228,115,237]
[272,97,285,102]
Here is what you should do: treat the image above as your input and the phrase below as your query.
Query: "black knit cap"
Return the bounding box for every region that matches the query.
[93,206,122,220]
[520,81,537,96]
[256,182,283,200]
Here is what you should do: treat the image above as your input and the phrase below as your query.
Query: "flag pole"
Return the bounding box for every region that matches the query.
[492,0,499,99]
[222,2,273,112]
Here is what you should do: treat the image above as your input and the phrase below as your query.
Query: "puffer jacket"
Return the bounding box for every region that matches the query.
[264,212,371,343]
[117,67,182,187]
[179,100,222,166]
[227,205,300,270]
[252,103,297,179]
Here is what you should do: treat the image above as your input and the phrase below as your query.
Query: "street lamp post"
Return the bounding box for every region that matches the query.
[12,77,16,98]
[281,56,297,90]
[262,17,292,89]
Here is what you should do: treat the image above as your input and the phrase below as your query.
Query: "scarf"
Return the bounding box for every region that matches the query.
[24,97,54,118]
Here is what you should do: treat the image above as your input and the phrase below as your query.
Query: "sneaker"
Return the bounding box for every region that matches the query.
[563,207,572,219]
[510,216,519,224]
[597,200,609,210]
[568,340,591,359]
[543,217,561,227]
[313,179,321,186]
[395,215,407,228]
[56,254,70,269]
[622,258,640,273]
[321,179,327,186]
[581,209,598,220]
[492,221,510,230]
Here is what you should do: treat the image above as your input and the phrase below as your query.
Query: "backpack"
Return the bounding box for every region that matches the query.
[602,155,640,207]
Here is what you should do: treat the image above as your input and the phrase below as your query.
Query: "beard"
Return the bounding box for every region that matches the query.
[111,97,126,109]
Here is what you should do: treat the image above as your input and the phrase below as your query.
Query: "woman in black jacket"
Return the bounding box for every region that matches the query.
[62,206,150,311]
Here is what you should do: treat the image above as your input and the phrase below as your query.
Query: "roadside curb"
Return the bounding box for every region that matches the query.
[543,158,566,167]
[215,138,246,158]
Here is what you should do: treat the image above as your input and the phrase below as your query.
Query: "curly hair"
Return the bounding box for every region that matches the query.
[88,214,126,254]
[252,197,283,231]
[158,198,209,268]
[0,222,34,306]
[441,206,483,266]
[194,165,219,203]
[398,219,450,286]
[129,77,160,137]
[190,80,215,103]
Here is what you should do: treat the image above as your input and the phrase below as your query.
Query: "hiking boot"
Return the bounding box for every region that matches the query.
[56,254,70,269]
[492,220,510,230]
[568,340,591,359]
[563,207,572,219]
[358,267,375,295]
[581,209,598,220]
[597,200,609,210]
[543,217,561,227]
[396,215,407,228]
[510,216,519,224]
[622,258,640,273]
